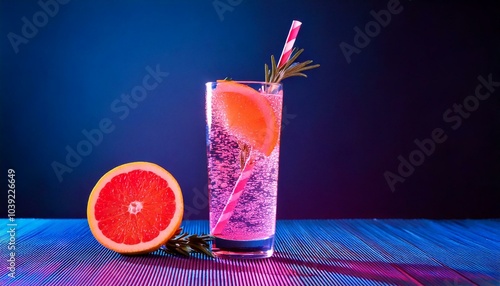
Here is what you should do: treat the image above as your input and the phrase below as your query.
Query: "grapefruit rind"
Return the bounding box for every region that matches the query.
[87,162,183,255]
[214,81,279,156]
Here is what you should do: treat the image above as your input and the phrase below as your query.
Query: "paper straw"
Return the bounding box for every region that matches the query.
[277,20,302,68]
[212,155,255,234]
[212,21,301,234]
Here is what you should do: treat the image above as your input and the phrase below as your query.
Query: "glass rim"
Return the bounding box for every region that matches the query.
[206,80,282,87]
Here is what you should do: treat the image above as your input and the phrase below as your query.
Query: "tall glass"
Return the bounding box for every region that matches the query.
[205,81,283,258]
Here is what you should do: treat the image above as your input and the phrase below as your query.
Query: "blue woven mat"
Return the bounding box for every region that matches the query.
[1,219,499,285]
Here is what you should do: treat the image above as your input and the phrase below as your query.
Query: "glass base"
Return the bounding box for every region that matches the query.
[212,236,274,259]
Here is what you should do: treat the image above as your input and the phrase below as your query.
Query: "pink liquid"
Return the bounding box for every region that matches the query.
[206,82,282,257]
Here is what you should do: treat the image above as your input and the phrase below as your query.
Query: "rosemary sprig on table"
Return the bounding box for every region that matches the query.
[161,228,214,258]
[265,48,320,83]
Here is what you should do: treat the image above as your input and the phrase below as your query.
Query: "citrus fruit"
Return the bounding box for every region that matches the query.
[87,162,183,255]
[214,81,279,156]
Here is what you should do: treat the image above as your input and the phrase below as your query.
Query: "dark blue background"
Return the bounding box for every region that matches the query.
[1,0,499,219]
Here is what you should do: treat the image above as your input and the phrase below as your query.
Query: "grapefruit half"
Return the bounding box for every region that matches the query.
[87,162,183,255]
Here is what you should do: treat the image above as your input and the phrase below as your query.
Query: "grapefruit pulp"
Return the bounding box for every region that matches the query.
[87,162,183,255]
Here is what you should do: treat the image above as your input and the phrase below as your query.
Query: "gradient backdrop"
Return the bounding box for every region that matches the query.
[1,0,499,219]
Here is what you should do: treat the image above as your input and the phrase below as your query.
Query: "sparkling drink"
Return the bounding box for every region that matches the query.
[206,81,283,258]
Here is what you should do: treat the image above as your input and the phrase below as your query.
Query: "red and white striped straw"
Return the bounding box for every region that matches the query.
[277,20,302,68]
[212,156,255,234]
[212,21,302,235]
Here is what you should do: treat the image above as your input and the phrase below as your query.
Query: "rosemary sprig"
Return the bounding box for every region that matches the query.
[161,228,214,258]
[265,48,320,83]
[239,142,251,169]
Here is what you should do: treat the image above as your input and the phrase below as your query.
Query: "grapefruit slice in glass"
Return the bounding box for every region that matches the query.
[214,81,279,156]
[87,162,183,255]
